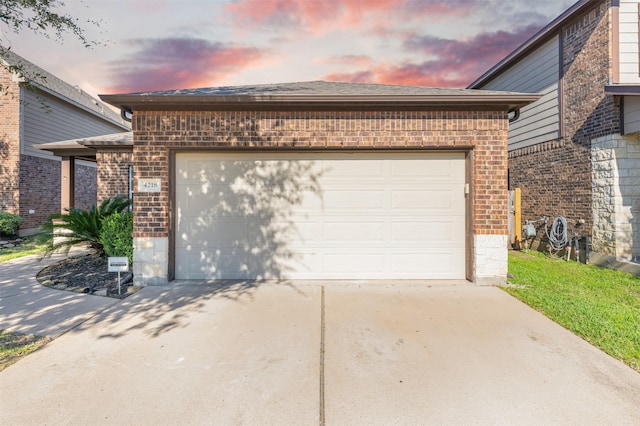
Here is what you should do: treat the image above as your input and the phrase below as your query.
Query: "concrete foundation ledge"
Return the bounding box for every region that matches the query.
[475,275,507,286]
[589,252,640,276]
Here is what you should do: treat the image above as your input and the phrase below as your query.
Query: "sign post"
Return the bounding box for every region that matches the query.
[108,257,129,295]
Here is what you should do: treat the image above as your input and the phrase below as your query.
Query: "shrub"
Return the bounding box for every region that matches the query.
[39,196,131,256]
[100,211,133,265]
[0,212,22,236]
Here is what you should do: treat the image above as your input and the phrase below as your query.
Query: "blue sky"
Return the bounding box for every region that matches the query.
[1,0,577,97]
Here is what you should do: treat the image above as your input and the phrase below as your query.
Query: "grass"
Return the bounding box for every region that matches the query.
[507,250,640,372]
[0,330,51,371]
[0,234,48,263]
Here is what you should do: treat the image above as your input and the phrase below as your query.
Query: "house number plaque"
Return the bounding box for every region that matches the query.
[138,178,161,192]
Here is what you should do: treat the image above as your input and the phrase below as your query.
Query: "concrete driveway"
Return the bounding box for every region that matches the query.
[0,252,118,337]
[1,281,640,425]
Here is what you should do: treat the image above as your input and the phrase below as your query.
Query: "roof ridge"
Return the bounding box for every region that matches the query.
[1,48,129,128]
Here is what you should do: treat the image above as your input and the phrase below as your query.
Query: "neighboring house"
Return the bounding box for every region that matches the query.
[40,81,537,286]
[0,50,130,234]
[469,0,640,264]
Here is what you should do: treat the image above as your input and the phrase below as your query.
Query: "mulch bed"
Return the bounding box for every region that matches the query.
[36,253,138,299]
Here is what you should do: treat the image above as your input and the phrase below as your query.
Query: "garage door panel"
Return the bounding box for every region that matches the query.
[176,152,466,280]
[322,253,387,275]
[323,221,385,242]
[298,190,324,211]
[177,159,229,184]
[323,190,385,210]
[289,221,319,243]
[391,251,463,276]
[391,160,453,178]
[177,217,249,249]
[323,159,385,178]
[391,221,464,243]
[178,247,322,280]
[392,189,463,211]
[179,184,251,215]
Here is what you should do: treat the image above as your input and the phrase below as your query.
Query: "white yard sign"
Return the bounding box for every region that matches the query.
[108,257,129,272]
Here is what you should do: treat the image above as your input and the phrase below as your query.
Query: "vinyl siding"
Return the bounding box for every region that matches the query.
[624,96,640,134]
[21,88,125,159]
[619,0,640,84]
[480,36,560,151]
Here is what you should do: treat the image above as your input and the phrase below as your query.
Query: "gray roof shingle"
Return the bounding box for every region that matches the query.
[123,80,524,97]
[101,80,541,112]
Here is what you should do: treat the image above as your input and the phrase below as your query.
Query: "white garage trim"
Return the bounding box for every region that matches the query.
[175,151,467,280]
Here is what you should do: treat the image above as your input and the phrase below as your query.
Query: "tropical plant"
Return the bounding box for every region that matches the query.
[39,196,131,257]
[0,212,22,236]
[100,211,133,264]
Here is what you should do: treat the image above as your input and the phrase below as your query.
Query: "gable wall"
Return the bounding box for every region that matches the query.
[618,0,640,84]
[16,87,127,231]
[481,36,560,150]
[509,0,620,244]
[130,110,509,240]
[21,88,126,159]
[120,109,511,284]
[0,67,22,218]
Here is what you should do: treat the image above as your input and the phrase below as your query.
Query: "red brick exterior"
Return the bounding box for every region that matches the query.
[0,69,21,217]
[75,163,98,210]
[508,0,620,237]
[96,150,133,201]
[1,66,100,231]
[16,156,97,229]
[18,155,60,229]
[130,110,509,239]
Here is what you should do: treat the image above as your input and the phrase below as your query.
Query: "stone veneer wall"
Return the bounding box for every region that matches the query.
[509,1,620,244]
[124,109,510,285]
[592,134,640,260]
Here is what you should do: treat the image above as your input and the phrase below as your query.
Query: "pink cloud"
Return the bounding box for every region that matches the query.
[105,37,267,93]
[324,25,541,88]
[226,0,477,34]
[316,55,373,68]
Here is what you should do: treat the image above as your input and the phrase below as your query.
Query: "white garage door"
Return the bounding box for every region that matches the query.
[175,152,466,280]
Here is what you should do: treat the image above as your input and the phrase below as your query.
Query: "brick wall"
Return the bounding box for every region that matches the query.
[18,156,97,230]
[0,68,21,216]
[19,155,60,229]
[129,110,508,239]
[96,150,133,202]
[75,163,98,210]
[509,0,619,240]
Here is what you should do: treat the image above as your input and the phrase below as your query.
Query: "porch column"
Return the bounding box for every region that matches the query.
[61,156,75,212]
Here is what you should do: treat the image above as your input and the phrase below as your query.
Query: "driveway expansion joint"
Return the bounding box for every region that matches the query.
[319,285,326,426]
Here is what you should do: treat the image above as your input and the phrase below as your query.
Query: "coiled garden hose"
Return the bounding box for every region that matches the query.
[545,216,568,251]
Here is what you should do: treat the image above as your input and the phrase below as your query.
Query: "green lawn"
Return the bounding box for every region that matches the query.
[507,250,640,372]
[0,235,48,263]
[0,330,51,371]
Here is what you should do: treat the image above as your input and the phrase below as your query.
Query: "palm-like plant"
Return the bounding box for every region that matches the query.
[39,196,131,257]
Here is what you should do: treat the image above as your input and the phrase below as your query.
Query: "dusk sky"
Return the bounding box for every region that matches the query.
[2,0,577,98]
